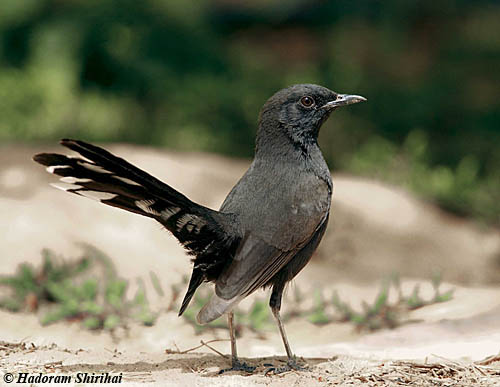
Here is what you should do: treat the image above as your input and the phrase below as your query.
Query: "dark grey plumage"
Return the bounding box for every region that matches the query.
[33,84,366,371]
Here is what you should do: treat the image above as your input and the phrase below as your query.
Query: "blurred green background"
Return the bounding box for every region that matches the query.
[1,0,499,224]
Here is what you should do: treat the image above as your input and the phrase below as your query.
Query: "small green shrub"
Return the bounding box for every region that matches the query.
[0,246,157,331]
[344,130,500,225]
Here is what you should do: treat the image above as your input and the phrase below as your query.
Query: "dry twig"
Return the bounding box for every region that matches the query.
[165,339,229,358]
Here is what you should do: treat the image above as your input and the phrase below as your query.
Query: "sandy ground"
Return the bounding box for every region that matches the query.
[1,143,500,385]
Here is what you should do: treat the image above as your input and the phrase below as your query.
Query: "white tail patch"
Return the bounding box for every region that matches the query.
[46,165,69,174]
[50,182,82,191]
[135,199,160,216]
[80,163,111,174]
[79,191,117,201]
[113,176,141,186]
[68,154,93,163]
[60,176,92,184]
[161,206,181,218]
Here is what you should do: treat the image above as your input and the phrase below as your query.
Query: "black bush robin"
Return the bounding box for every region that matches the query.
[33,84,366,372]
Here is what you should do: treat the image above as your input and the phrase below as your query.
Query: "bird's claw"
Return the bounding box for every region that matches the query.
[287,357,308,371]
[265,357,308,374]
[218,359,256,374]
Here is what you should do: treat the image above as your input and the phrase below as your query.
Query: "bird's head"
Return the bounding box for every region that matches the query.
[256,84,366,154]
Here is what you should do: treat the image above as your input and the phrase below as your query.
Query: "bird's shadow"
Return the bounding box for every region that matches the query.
[59,354,332,380]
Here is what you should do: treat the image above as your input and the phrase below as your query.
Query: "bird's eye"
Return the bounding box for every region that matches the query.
[300,96,315,108]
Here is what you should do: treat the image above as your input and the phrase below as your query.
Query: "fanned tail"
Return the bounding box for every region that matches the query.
[34,139,241,314]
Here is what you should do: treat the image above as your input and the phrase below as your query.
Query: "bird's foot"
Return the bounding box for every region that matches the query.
[265,357,308,374]
[218,359,256,374]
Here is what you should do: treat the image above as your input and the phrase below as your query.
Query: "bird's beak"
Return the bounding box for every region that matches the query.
[321,94,367,110]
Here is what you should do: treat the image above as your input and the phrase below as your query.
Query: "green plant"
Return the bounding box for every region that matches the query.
[175,273,454,335]
[330,274,454,332]
[0,246,158,331]
[307,289,331,325]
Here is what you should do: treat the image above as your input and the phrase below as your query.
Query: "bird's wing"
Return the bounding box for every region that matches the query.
[33,139,240,260]
[214,215,327,300]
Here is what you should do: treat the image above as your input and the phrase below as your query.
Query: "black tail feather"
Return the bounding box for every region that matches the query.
[178,273,204,316]
[59,139,192,208]
[33,151,154,215]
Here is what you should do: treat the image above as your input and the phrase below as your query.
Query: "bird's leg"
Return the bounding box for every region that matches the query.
[218,311,255,374]
[227,310,238,365]
[271,306,293,359]
[269,288,308,373]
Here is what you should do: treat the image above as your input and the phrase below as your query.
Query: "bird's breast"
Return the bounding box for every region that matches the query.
[220,157,332,250]
[238,174,329,248]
